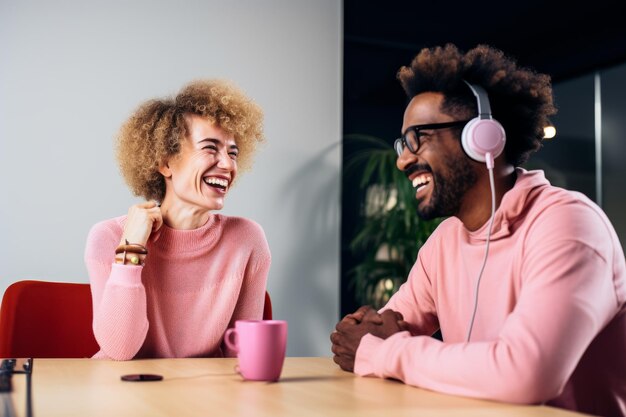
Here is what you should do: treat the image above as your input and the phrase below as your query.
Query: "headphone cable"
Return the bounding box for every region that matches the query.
[465,164,496,342]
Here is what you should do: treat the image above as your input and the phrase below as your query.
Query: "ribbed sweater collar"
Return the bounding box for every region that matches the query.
[149,214,223,254]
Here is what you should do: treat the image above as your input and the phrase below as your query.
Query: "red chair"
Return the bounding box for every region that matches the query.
[0,280,99,358]
[263,290,273,320]
[0,280,273,358]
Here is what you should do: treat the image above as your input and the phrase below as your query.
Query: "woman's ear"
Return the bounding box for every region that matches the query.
[158,162,172,178]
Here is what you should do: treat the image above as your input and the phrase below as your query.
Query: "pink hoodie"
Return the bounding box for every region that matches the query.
[355,169,626,416]
[85,214,271,360]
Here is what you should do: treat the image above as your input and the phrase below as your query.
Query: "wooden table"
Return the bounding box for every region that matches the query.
[5,357,589,416]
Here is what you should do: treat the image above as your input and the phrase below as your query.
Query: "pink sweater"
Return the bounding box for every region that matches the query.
[355,169,626,416]
[84,214,271,360]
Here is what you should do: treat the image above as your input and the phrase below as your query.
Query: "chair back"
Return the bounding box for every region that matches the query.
[263,290,272,320]
[0,280,99,358]
[0,281,273,358]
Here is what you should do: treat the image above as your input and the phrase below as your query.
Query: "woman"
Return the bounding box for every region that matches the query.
[84,80,270,360]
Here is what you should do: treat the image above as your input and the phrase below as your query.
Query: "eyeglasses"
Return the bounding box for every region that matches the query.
[394,120,470,157]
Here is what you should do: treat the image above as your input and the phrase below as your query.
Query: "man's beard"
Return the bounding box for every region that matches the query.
[415,153,477,220]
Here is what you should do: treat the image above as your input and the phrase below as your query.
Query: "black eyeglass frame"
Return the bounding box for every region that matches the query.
[394,120,470,156]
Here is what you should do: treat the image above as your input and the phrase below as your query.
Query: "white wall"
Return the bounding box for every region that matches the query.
[0,0,341,357]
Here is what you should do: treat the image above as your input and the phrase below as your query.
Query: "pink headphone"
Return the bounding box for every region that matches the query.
[461,81,506,169]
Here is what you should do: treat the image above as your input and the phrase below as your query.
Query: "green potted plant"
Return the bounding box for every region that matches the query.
[344,134,441,309]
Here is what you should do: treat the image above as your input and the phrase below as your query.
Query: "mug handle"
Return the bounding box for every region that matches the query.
[224,328,239,353]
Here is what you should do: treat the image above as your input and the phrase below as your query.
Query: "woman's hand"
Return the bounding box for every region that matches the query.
[121,202,164,246]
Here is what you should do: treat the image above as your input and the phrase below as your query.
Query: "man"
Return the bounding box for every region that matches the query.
[331,44,625,417]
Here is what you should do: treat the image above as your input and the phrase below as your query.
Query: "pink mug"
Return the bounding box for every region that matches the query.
[224,320,288,381]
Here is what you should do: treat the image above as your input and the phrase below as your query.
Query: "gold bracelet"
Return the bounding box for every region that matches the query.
[115,239,148,255]
[114,239,148,265]
[115,253,145,266]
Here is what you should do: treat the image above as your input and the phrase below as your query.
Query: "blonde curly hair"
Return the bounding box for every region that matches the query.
[116,79,264,202]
